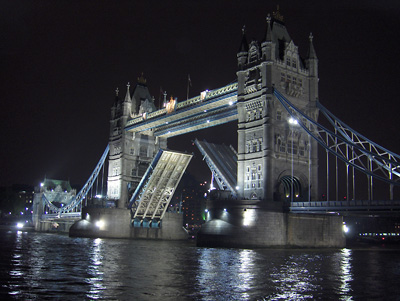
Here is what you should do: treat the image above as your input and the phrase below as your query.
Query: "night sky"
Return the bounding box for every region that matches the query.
[1,1,400,189]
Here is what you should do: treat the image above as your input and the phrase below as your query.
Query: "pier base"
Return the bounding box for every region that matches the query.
[197,200,345,248]
[69,208,188,240]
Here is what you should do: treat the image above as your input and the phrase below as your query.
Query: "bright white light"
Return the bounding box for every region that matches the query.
[243,209,256,227]
[235,186,239,190]
[95,194,102,198]
[95,220,105,229]
[16,222,24,229]
[229,101,233,105]
[343,224,349,233]
[207,120,210,123]
[40,182,44,187]
[205,209,208,213]
[288,117,298,125]
[223,208,227,212]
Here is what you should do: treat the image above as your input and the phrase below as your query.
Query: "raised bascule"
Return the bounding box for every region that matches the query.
[35,9,400,247]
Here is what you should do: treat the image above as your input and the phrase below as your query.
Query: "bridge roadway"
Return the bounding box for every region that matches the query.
[290,200,400,214]
[125,83,238,138]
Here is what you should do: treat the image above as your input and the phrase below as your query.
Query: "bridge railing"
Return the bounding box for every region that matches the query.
[41,212,82,220]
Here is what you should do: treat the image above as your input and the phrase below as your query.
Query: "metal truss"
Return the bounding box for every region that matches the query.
[273,88,400,200]
[128,149,164,209]
[42,145,110,216]
[194,139,237,193]
[132,150,192,227]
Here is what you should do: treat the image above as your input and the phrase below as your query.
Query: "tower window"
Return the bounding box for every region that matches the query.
[287,142,298,155]
[140,146,147,157]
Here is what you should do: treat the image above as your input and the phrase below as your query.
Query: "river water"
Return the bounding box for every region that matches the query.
[1,230,399,300]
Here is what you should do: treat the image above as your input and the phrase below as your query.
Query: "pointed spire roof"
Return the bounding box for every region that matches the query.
[265,14,272,42]
[114,87,120,105]
[238,25,249,53]
[307,33,317,59]
[124,82,131,102]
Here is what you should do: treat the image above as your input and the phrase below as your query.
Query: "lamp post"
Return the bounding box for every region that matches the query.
[288,117,298,203]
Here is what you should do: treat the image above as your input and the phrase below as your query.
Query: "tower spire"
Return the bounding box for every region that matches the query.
[124,82,131,103]
[238,25,249,53]
[307,33,317,59]
[113,87,120,105]
[237,25,249,68]
[265,14,272,42]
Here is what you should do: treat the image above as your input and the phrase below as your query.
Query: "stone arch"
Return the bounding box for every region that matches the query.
[274,170,307,202]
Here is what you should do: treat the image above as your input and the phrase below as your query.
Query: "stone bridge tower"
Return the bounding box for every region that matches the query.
[107,75,167,208]
[236,11,319,203]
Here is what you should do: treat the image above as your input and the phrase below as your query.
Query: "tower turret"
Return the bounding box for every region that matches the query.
[261,14,274,61]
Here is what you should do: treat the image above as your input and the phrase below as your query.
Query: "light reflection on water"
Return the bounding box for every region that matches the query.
[86,238,105,299]
[339,248,353,297]
[1,231,400,300]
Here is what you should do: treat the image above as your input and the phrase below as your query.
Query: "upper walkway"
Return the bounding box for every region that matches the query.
[125,83,238,138]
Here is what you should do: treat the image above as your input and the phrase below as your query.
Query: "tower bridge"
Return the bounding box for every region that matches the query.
[34,11,400,247]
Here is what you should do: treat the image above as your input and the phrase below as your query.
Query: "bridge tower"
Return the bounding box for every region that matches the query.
[107,75,167,208]
[236,11,319,203]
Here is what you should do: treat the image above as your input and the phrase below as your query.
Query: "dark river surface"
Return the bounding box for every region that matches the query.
[1,229,400,300]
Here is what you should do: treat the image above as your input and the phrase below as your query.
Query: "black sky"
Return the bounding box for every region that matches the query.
[1,0,400,188]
